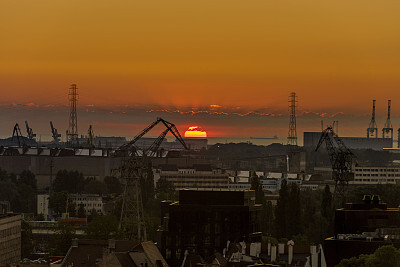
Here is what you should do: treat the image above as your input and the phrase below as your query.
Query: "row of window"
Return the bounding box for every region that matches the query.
[73,197,101,201]
[76,202,102,207]
[355,173,400,177]
[0,225,20,239]
[162,175,227,179]
[355,168,400,172]
[354,179,395,182]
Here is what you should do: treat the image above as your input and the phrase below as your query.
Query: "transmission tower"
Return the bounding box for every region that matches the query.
[66,84,79,145]
[382,100,393,140]
[367,100,378,138]
[116,156,147,241]
[287,92,298,146]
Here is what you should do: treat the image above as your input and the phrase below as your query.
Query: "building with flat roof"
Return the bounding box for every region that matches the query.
[158,189,262,266]
[304,132,392,150]
[154,164,229,190]
[352,166,400,185]
[0,213,21,266]
[325,196,400,267]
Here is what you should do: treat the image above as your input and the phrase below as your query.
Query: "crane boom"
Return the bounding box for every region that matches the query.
[25,121,36,140]
[315,127,355,200]
[50,121,61,143]
[116,117,188,155]
[12,123,25,147]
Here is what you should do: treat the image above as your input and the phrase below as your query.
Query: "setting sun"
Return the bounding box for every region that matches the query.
[184,126,207,138]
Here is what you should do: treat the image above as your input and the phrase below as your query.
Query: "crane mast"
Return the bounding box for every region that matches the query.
[316,127,355,201]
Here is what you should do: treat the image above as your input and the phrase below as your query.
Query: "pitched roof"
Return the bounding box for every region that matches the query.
[133,241,168,267]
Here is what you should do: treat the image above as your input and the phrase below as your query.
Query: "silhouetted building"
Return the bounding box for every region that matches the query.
[304,132,392,150]
[325,195,400,267]
[0,213,21,266]
[158,189,262,266]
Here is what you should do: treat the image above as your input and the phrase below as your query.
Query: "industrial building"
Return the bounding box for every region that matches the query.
[37,193,104,218]
[158,189,262,266]
[303,132,392,150]
[352,166,400,185]
[325,196,400,267]
[0,213,21,266]
[154,164,229,189]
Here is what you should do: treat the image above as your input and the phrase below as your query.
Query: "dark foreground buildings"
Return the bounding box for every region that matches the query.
[325,195,400,267]
[158,189,262,266]
[0,212,21,266]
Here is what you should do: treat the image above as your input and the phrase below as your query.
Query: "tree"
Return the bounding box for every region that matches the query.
[250,171,264,204]
[50,222,75,255]
[155,177,177,200]
[85,215,120,240]
[77,203,86,218]
[19,170,37,190]
[275,179,289,238]
[104,176,122,194]
[54,170,85,193]
[21,220,34,258]
[337,245,400,267]
[287,182,301,237]
[83,179,107,195]
[49,191,74,217]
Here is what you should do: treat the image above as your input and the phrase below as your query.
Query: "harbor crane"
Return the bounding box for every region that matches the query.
[12,123,25,147]
[50,121,61,144]
[114,117,188,241]
[25,121,36,140]
[315,127,355,201]
[116,117,188,156]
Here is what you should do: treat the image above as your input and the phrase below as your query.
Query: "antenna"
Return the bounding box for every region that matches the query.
[287,92,298,146]
[367,100,378,138]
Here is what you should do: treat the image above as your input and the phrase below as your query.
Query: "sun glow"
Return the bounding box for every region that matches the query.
[184,126,207,138]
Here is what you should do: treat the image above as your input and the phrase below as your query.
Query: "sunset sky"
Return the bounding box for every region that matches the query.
[1,1,400,140]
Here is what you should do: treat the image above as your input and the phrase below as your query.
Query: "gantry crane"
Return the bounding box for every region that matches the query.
[315,127,355,200]
[116,117,188,156]
[115,117,188,241]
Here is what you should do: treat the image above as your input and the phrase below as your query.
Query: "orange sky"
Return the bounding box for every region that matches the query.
[1,1,400,116]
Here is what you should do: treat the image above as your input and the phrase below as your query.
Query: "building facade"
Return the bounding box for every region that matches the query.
[154,164,229,189]
[352,166,400,185]
[70,194,103,215]
[325,196,400,267]
[304,132,393,150]
[0,213,21,266]
[159,189,262,266]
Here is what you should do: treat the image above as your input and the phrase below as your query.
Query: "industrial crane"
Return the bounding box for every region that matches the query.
[50,121,61,144]
[12,123,25,147]
[116,117,188,156]
[87,125,95,148]
[315,127,355,200]
[25,121,36,140]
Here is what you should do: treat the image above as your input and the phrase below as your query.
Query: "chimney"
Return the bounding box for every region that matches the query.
[372,195,381,204]
[310,245,318,267]
[271,245,277,262]
[72,238,79,248]
[108,239,116,253]
[363,195,372,205]
[287,240,294,265]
